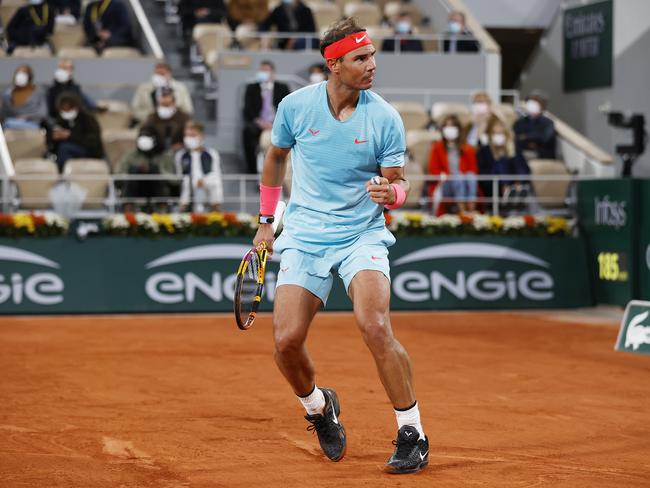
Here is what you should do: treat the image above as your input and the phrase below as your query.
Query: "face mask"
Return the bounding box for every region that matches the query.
[157,106,176,120]
[184,136,202,150]
[395,21,411,34]
[442,125,459,141]
[54,68,71,83]
[151,73,168,88]
[472,102,489,116]
[448,21,462,34]
[59,109,78,121]
[29,0,43,5]
[491,133,507,146]
[14,72,29,87]
[309,72,325,84]
[526,100,542,116]
[137,136,155,152]
[282,0,293,4]
[256,70,270,83]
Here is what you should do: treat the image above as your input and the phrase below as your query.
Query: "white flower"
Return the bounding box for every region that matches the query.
[503,216,525,230]
[472,214,491,230]
[107,214,129,229]
[439,214,461,227]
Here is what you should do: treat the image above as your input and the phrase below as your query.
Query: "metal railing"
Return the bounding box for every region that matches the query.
[375,87,521,109]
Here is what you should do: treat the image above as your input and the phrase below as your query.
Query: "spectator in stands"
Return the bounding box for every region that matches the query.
[131,63,194,124]
[381,12,423,53]
[46,58,104,118]
[116,125,176,212]
[141,87,190,152]
[49,0,82,20]
[476,115,530,202]
[466,91,492,147]
[175,120,224,212]
[227,0,268,31]
[5,0,54,54]
[307,63,327,84]
[1,65,47,130]
[82,0,132,53]
[46,93,104,172]
[259,0,316,50]
[513,90,556,160]
[443,10,478,54]
[428,114,478,214]
[242,60,290,173]
[179,0,226,39]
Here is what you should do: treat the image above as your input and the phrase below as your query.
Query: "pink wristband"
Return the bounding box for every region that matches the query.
[385,183,406,209]
[259,184,282,215]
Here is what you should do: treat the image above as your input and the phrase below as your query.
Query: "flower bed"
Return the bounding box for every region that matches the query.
[0,212,69,237]
[102,212,257,237]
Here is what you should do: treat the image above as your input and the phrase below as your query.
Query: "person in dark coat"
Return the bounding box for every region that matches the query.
[178,0,226,38]
[242,60,290,173]
[5,0,54,54]
[82,0,133,52]
[48,0,82,19]
[443,10,479,53]
[46,58,101,118]
[140,87,191,152]
[381,12,423,53]
[259,0,316,50]
[46,93,104,173]
[513,91,557,160]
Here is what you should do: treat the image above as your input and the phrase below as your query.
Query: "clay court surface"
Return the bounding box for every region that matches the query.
[1,311,649,487]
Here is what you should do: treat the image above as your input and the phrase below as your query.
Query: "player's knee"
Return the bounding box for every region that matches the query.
[274,328,304,357]
[360,318,393,352]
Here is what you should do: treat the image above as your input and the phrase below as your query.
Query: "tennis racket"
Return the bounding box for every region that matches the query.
[233,201,286,330]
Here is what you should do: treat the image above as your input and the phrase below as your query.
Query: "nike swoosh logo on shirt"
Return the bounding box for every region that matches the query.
[355,34,368,43]
[371,256,383,261]
[354,138,368,144]
[308,128,320,135]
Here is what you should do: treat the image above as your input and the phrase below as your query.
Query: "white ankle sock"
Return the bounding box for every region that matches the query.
[395,401,425,440]
[298,386,326,415]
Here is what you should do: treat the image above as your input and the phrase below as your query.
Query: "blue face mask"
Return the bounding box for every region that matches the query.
[448,21,462,34]
[256,71,270,83]
[282,0,293,4]
[395,21,411,34]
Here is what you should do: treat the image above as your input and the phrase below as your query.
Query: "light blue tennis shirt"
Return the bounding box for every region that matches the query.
[271,81,406,245]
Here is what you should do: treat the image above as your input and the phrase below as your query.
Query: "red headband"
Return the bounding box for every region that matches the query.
[323,31,373,60]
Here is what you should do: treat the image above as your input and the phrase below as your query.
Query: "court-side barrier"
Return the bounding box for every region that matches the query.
[0,235,591,314]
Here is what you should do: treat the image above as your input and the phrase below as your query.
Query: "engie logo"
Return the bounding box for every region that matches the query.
[0,245,64,305]
[391,243,554,303]
[144,244,277,304]
[594,195,627,229]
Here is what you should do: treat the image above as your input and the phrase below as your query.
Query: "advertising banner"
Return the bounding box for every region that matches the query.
[0,236,592,314]
[615,300,650,356]
[640,181,650,299]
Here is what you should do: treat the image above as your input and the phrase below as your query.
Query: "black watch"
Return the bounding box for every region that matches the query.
[258,214,275,225]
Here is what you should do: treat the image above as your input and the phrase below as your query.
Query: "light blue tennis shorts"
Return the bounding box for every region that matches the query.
[274,229,396,306]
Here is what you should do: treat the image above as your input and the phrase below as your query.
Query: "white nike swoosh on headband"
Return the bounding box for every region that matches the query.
[355,34,367,43]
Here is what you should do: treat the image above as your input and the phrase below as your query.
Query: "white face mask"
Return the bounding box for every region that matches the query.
[526,100,542,116]
[309,72,325,84]
[151,73,168,88]
[395,20,411,34]
[491,133,507,147]
[157,105,176,120]
[14,72,29,87]
[448,21,462,34]
[137,136,155,152]
[256,70,270,83]
[443,125,459,141]
[59,109,78,121]
[472,102,489,117]
[184,136,202,150]
[54,68,71,83]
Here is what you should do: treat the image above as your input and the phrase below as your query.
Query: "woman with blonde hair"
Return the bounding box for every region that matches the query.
[0,65,47,130]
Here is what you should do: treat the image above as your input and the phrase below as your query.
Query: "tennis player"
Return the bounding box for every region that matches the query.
[253,18,428,474]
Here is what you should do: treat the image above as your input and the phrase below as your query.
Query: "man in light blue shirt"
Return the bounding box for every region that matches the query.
[254,18,428,474]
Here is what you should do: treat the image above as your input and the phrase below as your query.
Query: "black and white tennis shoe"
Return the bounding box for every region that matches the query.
[304,388,346,461]
[385,425,429,474]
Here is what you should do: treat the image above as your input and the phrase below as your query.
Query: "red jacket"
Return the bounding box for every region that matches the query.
[428,141,478,213]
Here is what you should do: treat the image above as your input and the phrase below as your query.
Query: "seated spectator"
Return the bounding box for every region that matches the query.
[116,126,176,212]
[179,0,226,38]
[428,114,478,214]
[49,0,82,20]
[513,90,556,160]
[242,60,290,173]
[259,0,316,50]
[477,115,530,204]
[82,0,132,53]
[175,121,223,212]
[227,0,268,31]
[5,0,54,54]
[141,87,190,152]
[1,65,47,130]
[307,63,327,84]
[46,93,104,173]
[46,58,104,118]
[131,63,194,124]
[443,10,479,53]
[466,91,493,147]
[381,12,423,53]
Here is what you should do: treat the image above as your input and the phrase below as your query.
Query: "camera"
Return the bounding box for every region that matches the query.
[605,110,647,176]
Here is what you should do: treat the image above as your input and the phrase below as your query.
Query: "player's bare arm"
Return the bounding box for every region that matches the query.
[254,145,290,253]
